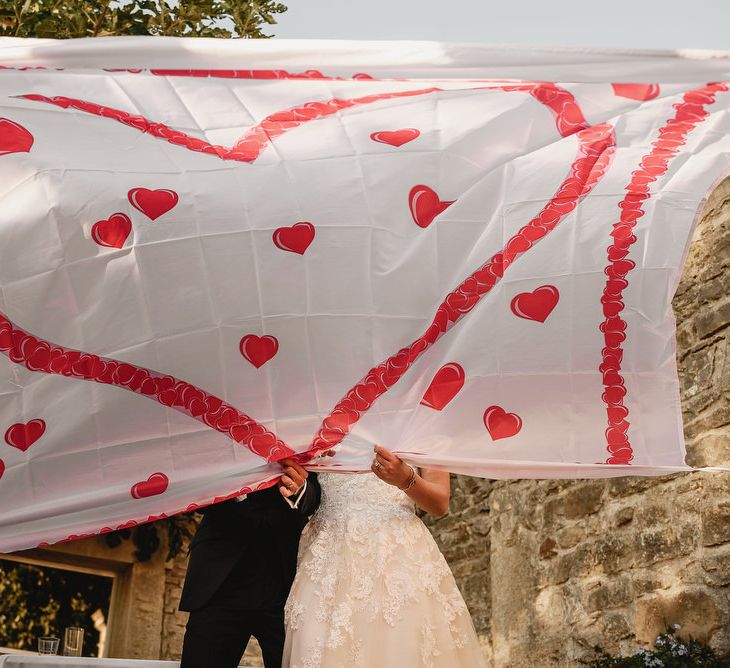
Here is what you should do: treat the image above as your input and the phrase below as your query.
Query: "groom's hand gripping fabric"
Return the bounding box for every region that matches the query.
[277,458,322,516]
[278,458,308,499]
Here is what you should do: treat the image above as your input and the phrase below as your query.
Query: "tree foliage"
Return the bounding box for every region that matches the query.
[0,0,288,39]
[102,512,197,562]
[0,559,111,655]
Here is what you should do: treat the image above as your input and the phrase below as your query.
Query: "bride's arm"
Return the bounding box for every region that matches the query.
[372,445,450,516]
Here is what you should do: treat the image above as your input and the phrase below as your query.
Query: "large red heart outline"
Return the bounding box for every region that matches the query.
[0,75,723,556]
[4,419,46,452]
[2,79,716,479]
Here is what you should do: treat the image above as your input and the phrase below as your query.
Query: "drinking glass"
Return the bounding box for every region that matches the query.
[63,626,84,656]
[38,636,60,655]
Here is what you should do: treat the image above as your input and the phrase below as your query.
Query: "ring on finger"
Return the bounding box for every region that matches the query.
[374,461,382,469]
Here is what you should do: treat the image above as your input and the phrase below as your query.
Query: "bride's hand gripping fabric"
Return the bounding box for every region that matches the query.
[372,445,450,516]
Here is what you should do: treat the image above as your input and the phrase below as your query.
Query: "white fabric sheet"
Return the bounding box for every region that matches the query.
[0,38,729,552]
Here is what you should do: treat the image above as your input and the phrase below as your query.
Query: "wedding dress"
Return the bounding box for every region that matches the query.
[283,472,487,667]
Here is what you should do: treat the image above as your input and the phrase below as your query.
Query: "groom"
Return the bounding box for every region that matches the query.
[179,458,320,668]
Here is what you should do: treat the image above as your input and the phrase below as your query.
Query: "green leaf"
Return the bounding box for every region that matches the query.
[3,0,287,38]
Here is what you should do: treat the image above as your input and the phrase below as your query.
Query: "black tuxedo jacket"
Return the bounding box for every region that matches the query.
[179,475,320,612]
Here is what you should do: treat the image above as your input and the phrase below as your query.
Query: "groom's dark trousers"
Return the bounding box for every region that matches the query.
[179,475,320,668]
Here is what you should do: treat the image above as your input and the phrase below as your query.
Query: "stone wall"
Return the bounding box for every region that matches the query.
[160,548,188,660]
[424,178,730,666]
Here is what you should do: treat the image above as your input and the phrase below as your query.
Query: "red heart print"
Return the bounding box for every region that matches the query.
[420,363,465,410]
[130,472,169,499]
[510,285,559,323]
[91,213,132,249]
[0,118,34,156]
[370,128,420,147]
[611,84,660,101]
[0,458,4,480]
[240,334,279,368]
[4,419,46,452]
[483,405,522,441]
[409,185,454,228]
[272,222,315,255]
[128,188,179,220]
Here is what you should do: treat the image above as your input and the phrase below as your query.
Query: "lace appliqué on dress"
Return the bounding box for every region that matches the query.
[285,473,478,668]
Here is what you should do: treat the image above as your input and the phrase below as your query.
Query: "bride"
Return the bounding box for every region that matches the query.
[283,445,487,667]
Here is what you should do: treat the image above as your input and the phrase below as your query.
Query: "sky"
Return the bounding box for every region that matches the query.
[268,0,730,51]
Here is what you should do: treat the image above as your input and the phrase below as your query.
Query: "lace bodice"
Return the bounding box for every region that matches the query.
[316,471,416,523]
[284,472,486,668]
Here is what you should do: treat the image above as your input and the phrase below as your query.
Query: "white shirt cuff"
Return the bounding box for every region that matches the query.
[234,479,307,507]
[283,479,307,509]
